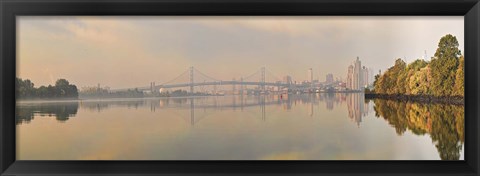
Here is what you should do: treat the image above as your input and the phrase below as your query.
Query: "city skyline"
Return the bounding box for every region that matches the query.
[17,16,463,89]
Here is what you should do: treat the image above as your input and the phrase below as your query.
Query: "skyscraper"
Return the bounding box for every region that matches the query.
[283,75,292,85]
[353,57,363,90]
[326,73,334,84]
[308,68,313,91]
[307,68,313,83]
[362,66,369,88]
[347,65,354,90]
[346,57,365,91]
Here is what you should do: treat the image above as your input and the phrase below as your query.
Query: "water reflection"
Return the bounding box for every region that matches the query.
[372,99,464,160]
[347,93,368,126]
[16,102,79,124]
[17,94,364,126]
[16,93,464,160]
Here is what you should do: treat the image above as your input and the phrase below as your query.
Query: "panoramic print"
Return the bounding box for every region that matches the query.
[16,16,464,160]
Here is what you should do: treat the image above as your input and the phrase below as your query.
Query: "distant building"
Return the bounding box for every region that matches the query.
[283,75,292,85]
[362,66,369,88]
[346,57,368,90]
[80,85,110,94]
[353,57,362,90]
[326,73,334,84]
[347,65,354,90]
[307,68,313,83]
[150,82,156,93]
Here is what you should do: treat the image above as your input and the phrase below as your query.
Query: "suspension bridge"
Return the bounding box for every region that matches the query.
[111,66,294,93]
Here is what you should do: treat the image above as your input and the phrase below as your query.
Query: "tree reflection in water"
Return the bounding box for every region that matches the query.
[372,99,464,160]
[15,94,464,160]
[16,102,79,124]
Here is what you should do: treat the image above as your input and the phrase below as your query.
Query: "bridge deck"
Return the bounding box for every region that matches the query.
[111,81,291,92]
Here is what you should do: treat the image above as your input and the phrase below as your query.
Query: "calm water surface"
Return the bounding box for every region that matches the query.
[16,93,464,160]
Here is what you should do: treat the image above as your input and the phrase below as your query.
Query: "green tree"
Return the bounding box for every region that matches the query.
[55,79,79,98]
[373,74,380,93]
[396,64,408,94]
[374,73,385,94]
[406,59,428,95]
[16,78,36,98]
[37,86,48,98]
[16,77,79,99]
[384,59,406,94]
[408,66,430,95]
[430,34,461,97]
[47,85,57,98]
[453,55,464,97]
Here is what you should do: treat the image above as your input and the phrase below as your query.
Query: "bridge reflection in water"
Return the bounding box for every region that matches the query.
[16,93,369,126]
[73,93,369,126]
[16,93,464,160]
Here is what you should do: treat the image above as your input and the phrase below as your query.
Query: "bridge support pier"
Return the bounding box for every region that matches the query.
[232,78,236,95]
[240,77,244,95]
[190,98,195,126]
[261,67,265,93]
[190,66,194,95]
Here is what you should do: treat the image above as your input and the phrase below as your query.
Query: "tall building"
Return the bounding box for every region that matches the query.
[347,65,354,90]
[346,57,365,90]
[307,68,313,83]
[353,57,363,90]
[326,73,334,84]
[308,68,313,91]
[283,75,292,85]
[362,66,369,88]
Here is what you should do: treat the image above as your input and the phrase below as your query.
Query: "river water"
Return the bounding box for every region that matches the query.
[16,93,464,160]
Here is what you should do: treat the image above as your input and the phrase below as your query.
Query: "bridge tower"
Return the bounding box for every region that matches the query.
[150,82,153,93]
[152,82,155,93]
[261,67,266,93]
[240,77,244,111]
[189,66,194,94]
[240,77,244,95]
[213,84,217,95]
[190,98,195,126]
[232,78,236,95]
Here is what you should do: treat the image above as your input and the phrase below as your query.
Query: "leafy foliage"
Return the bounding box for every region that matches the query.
[373,34,463,97]
[16,78,79,99]
[453,56,464,97]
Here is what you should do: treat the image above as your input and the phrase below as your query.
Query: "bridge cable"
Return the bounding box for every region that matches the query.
[160,69,189,85]
[243,70,260,81]
[266,69,282,82]
[193,68,221,82]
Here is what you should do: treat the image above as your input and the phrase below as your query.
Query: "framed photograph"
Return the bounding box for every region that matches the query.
[1,0,479,175]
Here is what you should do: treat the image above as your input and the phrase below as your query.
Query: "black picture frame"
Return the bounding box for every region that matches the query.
[1,0,479,175]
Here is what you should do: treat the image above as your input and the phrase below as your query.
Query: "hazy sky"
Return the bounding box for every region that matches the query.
[17,16,463,89]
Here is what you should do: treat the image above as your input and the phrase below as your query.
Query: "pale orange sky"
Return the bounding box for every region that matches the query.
[17,16,464,89]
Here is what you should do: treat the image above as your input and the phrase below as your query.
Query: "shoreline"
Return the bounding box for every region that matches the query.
[364,93,464,105]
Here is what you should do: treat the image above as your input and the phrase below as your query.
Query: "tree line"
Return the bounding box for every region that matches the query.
[373,34,464,97]
[16,78,79,99]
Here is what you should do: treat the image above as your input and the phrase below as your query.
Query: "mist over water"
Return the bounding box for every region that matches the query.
[16,93,464,160]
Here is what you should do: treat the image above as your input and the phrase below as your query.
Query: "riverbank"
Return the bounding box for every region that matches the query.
[365,93,464,105]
